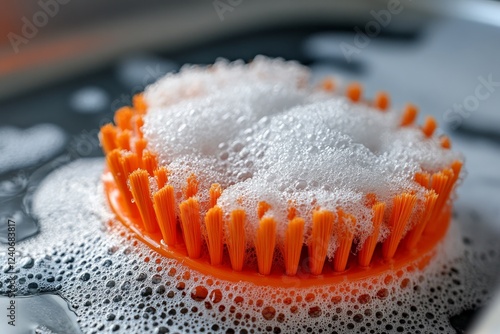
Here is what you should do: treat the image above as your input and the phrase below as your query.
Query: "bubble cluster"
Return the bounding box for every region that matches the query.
[143,57,462,259]
[1,159,499,333]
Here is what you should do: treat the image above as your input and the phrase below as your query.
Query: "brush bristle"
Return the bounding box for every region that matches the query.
[179,197,202,259]
[415,172,431,188]
[422,116,437,137]
[257,201,271,219]
[129,169,159,233]
[209,183,222,209]
[141,151,158,176]
[99,124,117,154]
[227,209,246,271]
[333,209,356,272]
[309,210,335,275]
[153,185,177,247]
[255,216,277,275]
[133,115,144,138]
[374,91,390,111]
[401,104,418,126]
[284,217,305,276]
[117,130,131,151]
[114,107,134,130]
[321,77,335,92]
[205,206,224,266]
[440,135,451,149]
[133,93,147,113]
[404,191,438,250]
[358,202,386,267]
[134,138,147,160]
[185,173,199,199]
[154,167,169,189]
[120,152,139,176]
[346,82,362,102]
[382,193,417,260]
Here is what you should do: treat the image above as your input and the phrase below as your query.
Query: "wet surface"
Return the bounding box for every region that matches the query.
[0,294,81,334]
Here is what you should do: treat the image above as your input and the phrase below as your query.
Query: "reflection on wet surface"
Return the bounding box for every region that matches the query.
[0,293,81,334]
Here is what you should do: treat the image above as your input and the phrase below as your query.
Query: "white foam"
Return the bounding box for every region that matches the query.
[143,57,463,258]
[8,158,500,333]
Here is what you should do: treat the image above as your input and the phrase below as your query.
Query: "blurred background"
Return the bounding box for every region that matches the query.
[1,0,499,332]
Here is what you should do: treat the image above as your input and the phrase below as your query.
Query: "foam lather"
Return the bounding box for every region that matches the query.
[99,56,463,283]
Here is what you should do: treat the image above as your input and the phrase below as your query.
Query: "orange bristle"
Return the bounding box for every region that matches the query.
[404,191,438,250]
[382,193,417,260]
[120,152,139,176]
[179,197,202,259]
[106,150,130,202]
[415,172,431,188]
[185,173,199,199]
[365,193,377,207]
[333,209,356,272]
[227,209,246,271]
[255,216,277,275]
[400,104,418,126]
[309,210,335,275]
[321,77,335,92]
[422,116,437,137]
[284,217,304,276]
[133,115,144,138]
[424,167,459,234]
[153,185,177,247]
[114,106,134,130]
[440,135,452,149]
[205,206,224,266]
[134,138,148,161]
[129,169,159,233]
[99,124,117,154]
[154,167,169,189]
[258,201,271,219]
[346,82,362,102]
[117,130,131,151]
[141,151,158,176]
[374,91,390,111]
[133,93,147,113]
[287,206,297,221]
[451,160,463,179]
[358,202,386,267]
[209,183,222,208]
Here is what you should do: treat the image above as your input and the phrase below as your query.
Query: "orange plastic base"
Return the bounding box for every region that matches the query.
[104,172,451,288]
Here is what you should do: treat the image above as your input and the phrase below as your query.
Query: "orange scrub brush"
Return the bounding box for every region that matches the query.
[99,57,463,289]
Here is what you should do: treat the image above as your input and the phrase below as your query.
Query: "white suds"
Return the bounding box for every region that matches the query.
[143,56,462,258]
[4,158,498,334]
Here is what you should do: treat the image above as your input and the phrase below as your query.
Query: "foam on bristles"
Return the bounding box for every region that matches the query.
[142,57,462,260]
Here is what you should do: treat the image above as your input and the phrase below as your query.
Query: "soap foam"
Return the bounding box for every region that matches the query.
[143,57,462,259]
[3,159,499,333]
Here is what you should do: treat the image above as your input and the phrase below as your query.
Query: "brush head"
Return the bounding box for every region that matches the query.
[100,56,464,285]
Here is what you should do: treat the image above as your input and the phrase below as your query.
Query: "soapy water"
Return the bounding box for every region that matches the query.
[1,159,499,333]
